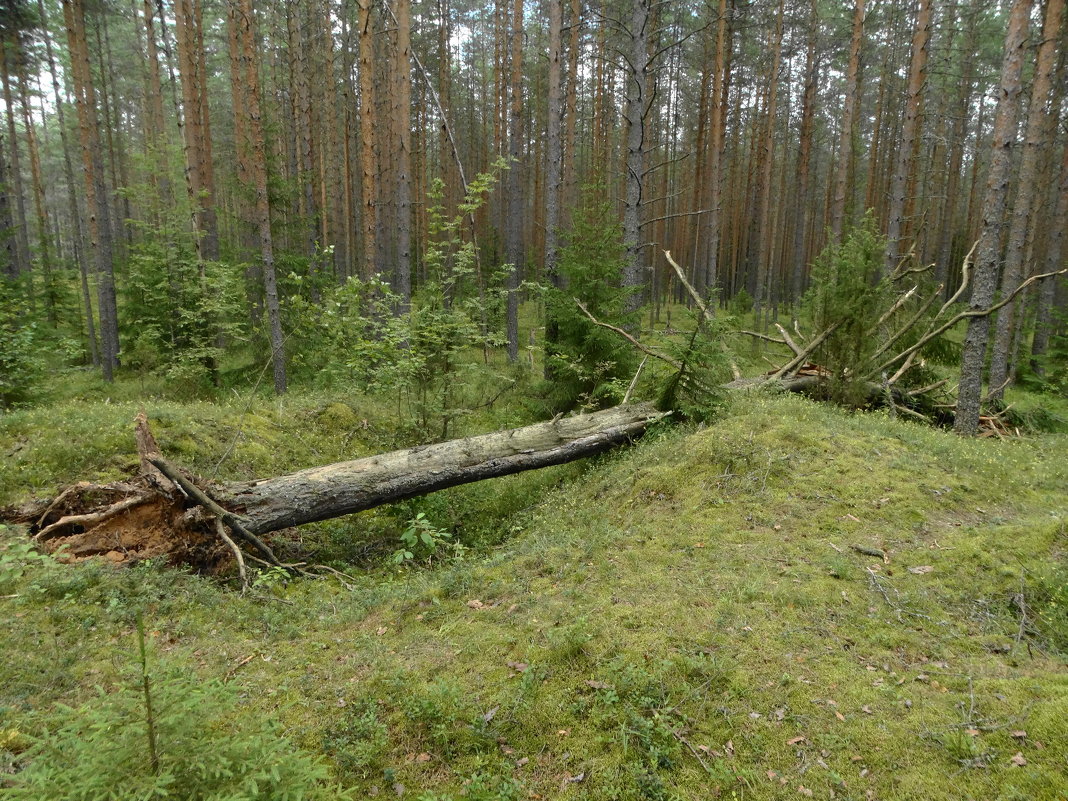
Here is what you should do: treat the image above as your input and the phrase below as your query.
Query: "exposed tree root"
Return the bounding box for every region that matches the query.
[35,492,154,541]
[5,403,666,574]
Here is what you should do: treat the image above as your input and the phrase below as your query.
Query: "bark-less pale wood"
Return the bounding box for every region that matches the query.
[212,403,667,535]
[955,0,1032,436]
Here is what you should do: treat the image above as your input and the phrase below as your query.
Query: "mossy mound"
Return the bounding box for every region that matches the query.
[2,393,1066,800]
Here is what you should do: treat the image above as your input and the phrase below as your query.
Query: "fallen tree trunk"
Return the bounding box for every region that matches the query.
[213,402,668,535]
[12,403,667,571]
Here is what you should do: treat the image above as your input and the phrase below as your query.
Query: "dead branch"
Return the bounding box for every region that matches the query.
[769,323,841,380]
[773,323,804,357]
[575,299,683,370]
[215,518,248,590]
[878,266,1067,375]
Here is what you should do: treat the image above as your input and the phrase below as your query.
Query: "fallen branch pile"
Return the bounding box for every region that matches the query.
[583,249,1064,430]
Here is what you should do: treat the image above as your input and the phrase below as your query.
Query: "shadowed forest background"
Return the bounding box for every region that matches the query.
[0,0,1065,431]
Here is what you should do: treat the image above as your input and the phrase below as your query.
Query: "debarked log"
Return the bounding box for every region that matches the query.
[212,402,668,535]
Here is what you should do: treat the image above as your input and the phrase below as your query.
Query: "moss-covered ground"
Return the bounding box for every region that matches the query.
[1,382,1066,800]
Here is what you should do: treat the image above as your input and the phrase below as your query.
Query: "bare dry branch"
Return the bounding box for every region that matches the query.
[575,299,683,370]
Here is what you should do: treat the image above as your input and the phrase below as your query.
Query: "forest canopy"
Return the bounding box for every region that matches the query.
[0,0,1066,430]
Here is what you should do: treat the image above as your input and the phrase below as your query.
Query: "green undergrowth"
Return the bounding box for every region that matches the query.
[2,392,1067,799]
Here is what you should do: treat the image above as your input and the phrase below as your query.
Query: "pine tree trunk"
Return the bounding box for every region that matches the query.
[543,0,564,374]
[63,0,120,381]
[935,0,981,292]
[562,0,580,221]
[954,0,1032,435]
[230,0,286,394]
[393,0,413,307]
[884,0,932,274]
[790,0,818,304]
[17,54,57,324]
[621,0,650,314]
[0,124,16,280]
[986,0,1063,398]
[504,0,524,360]
[0,39,32,279]
[174,0,219,261]
[751,0,784,317]
[702,0,730,293]
[39,0,98,364]
[830,0,864,240]
[356,0,377,279]
[1031,141,1068,373]
[141,0,173,215]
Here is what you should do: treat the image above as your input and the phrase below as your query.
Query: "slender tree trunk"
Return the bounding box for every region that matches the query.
[393,0,412,307]
[64,0,120,380]
[173,0,219,261]
[936,0,981,292]
[1031,141,1068,372]
[0,123,16,280]
[830,0,864,240]
[791,0,818,304]
[562,0,580,221]
[230,0,286,394]
[286,0,320,263]
[987,0,1063,398]
[17,55,57,324]
[142,0,173,216]
[40,0,97,364]
[954,0,1032,435]
[543,0,564,374]
[884,0,933,274]
[702,0,730,292]
[751,0,784,317]
[504,0,524,360]
[0,39,31,279]
[621,0,650,314]
[356,0,377,279]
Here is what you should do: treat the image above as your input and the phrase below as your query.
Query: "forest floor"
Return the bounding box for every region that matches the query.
[1,374,1067,800]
